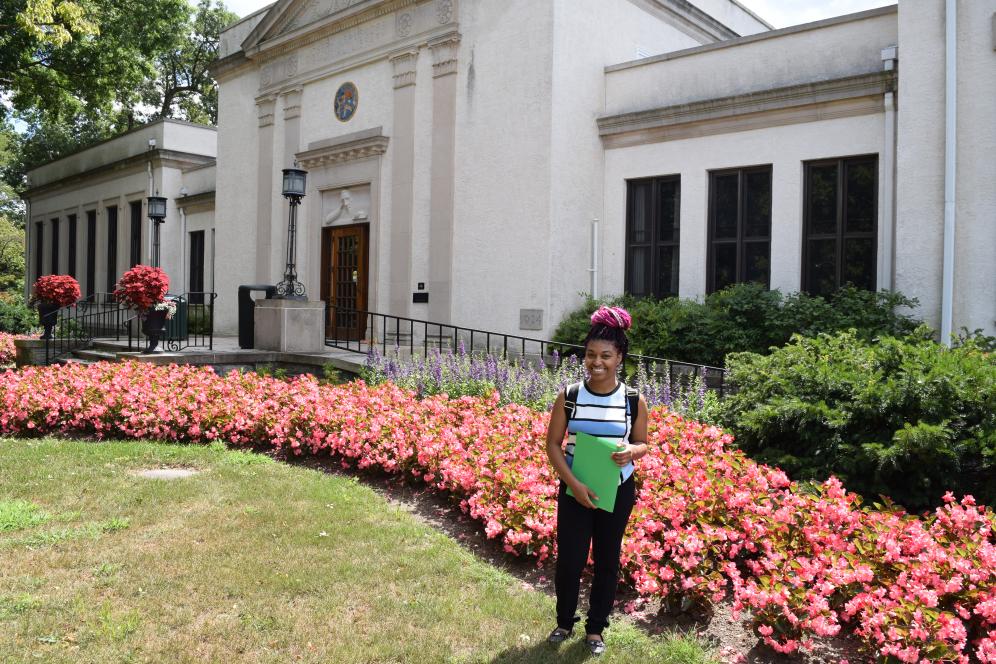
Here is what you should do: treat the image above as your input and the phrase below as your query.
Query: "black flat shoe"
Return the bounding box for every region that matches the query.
[547,627,573,643]
[585,637,606,656]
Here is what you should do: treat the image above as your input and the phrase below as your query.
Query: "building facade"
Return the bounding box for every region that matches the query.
[24,0,996,340]
[22,120,217,304]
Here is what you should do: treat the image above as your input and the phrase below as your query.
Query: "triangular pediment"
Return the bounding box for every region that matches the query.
[242,0,387,55]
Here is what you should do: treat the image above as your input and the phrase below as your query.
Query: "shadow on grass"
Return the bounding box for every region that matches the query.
[489,638,595,664]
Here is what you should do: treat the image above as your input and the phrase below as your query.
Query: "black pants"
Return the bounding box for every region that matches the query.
[554,476,636,635]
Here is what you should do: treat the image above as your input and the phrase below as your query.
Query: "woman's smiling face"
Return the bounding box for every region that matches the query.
[584,339,622,381]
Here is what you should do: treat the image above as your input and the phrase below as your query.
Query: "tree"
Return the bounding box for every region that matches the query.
[0,129,25,295]
[140,0,238,125]
[0,0,191,122]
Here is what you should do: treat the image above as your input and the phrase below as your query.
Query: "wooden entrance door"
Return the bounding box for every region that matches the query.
[321,224,369,340]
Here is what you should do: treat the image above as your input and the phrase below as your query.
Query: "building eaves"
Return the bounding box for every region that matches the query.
[607,4,897,73]
[22,150,216,199]
[24,118,216,176]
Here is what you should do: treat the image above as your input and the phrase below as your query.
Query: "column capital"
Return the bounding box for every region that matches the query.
[282,88,303,120]
[257,97,276,127]
[428,34,460,78]
[389,49,419,89]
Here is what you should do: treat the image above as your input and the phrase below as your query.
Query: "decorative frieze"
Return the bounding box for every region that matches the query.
[396,10,413,37]
[429,34,459,78]
[390,49,419,89]
[436,0,454,24]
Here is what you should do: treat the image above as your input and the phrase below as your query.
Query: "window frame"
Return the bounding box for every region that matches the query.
[67,214,77,278]
[129,200,142,267]
[34,221,44,279]
[189,230,205,304]
[105,205,118,293]
[706,165,773,294]
[85,210,97,298]
[801,154,878,295]
[624,174,681,299]
[50,218,60,275]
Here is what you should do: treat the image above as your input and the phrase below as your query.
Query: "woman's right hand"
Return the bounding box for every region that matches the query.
[570,480,599,509]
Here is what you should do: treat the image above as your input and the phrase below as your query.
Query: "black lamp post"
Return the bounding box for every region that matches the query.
[147,195,167,267]
[276,167,308,300]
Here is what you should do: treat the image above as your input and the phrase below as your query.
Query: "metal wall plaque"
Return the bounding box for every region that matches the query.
[519,308,543,331]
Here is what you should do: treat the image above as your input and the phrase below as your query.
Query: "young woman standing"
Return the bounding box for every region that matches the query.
[545,306,649,656]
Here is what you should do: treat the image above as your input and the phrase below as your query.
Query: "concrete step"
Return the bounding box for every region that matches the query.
[56,357,95,366]
[72,349,121,362]
[91,340,139,352]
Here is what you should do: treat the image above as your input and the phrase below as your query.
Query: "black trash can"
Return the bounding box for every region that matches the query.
[165,296,188,342]
[238,285,277,349]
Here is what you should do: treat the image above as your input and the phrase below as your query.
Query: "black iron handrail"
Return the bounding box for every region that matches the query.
[42,291,217,363]
[324,304,728,395]
[44,296,137,364]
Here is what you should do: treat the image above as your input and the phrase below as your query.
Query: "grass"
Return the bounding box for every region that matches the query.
[0,437,716,663]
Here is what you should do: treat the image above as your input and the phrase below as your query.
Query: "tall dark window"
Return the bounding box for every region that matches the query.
[708,166,772,293]
[50,218,60,274]
[129,200,142,267]
[625,175,680,298]
[34,221,44,279]
[106,205,118,293]
[189,230,205,304]
[86,210,97,298]
[67,214,77,278]
[803,156,878,296]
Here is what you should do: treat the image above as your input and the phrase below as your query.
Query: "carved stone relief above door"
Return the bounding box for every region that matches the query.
[322,184,371,226]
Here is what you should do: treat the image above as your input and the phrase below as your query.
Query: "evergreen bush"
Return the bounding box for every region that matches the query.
[552,284,920,366]
[718,328,996,511]
[0,299,35,334]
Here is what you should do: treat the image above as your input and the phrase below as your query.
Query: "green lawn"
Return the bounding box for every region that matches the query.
[0,438,714,663]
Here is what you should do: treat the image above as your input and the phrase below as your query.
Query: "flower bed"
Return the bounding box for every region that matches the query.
[0,332,27,365]
[0,361,993,661]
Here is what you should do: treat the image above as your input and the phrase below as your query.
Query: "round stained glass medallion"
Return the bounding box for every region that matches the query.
[334,82,358,122]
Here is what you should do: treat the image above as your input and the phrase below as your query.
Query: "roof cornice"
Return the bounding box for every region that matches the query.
[22,150,215,199]
[598,70,897,147]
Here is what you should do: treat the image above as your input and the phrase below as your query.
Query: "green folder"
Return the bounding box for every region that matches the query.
[566,431,622,512]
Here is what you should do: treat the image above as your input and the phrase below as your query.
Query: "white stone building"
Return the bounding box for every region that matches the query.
[24,0,996,341]
[22,120,217,303]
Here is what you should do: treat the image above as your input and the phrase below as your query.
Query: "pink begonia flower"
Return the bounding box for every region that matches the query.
[2,360,995,661]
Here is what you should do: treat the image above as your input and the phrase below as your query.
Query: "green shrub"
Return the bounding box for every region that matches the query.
[718,328,996,511]
[187,304,213,336]
[551,284,920,366]
[0,299,36,334]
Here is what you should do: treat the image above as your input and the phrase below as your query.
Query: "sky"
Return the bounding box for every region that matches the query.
[221,0,897,29]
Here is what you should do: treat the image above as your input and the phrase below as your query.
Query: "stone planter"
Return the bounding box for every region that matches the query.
[37,302,60,340]
[142,309,169,354]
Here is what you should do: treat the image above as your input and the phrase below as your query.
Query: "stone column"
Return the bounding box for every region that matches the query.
[256,97,276,283]
[388,49,418,318]
[427,35,459,324]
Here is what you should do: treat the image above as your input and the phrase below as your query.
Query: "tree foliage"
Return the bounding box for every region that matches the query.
[140,0,238,125]
[0,129,25,296]
[1,0,191,121]
[1,0,236,188]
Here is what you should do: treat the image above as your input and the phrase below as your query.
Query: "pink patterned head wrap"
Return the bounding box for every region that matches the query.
[590,306,632,331]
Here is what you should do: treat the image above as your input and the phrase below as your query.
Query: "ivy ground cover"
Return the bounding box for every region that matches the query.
[1,361,995,662]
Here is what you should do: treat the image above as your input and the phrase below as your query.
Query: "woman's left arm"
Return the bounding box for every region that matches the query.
[612,395,650,466]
